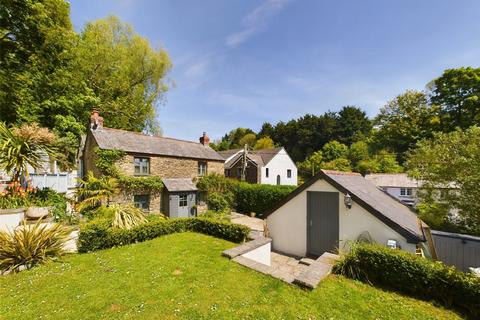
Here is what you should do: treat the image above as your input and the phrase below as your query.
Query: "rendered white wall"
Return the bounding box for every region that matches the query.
[0,211,24,232]
[241,242,271,266]
[260,149,297,186]
[266,178,417,257]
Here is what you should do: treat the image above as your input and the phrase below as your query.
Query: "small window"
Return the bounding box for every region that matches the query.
[134,195,150,210]
[287,169,292,178]
[134,157,150,175]
[265,168,269,178]
[237,168,242,178]
[400,188,406,196]
[179,194,188,207]
[406,188,412,196]
[225,169,230,177]
[198,162,207,176]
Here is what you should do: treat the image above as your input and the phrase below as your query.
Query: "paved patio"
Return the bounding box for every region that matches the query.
[229,212,265,239]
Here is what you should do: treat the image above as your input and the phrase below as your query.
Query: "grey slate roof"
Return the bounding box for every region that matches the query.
[265,170,425,243]
[222,147,283,169]
[365,173,420,188]
[217,149,242,160]
[162,178,197,192]
[91,127,224,161]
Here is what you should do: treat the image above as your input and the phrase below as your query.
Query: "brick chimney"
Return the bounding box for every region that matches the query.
[90,109,104,131]
[199,132,210,146]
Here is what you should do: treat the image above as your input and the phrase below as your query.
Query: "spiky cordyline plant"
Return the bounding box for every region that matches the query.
[110,204,147,229]
[0,122,57,184]
[75,171,120,212]
[0,221,74,273]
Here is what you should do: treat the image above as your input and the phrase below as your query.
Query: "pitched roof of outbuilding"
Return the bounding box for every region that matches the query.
[163,178,197,192]
[264,170,425,243]
[91,127,224,161]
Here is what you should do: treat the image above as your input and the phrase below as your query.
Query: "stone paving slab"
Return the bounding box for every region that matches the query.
[222,237,271,259]
[294,252,340,289]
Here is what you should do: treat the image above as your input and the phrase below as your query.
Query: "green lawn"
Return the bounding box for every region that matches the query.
[0,233,461,320]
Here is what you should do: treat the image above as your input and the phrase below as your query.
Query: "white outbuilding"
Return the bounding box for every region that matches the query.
[265,170,429,258]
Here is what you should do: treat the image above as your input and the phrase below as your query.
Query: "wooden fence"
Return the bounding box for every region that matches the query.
[431,229,480,272]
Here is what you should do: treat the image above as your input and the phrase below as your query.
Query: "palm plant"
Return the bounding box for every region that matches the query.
[0,122,56,184]
[0,220,74,273]
[110,204,147,229]
[76,171,120,212]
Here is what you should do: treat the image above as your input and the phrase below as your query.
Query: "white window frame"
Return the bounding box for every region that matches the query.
[400,188,406,196]
[134,194,150,210]
[134,157,150,175]
[198,162,207,176]
[179,194,188,207]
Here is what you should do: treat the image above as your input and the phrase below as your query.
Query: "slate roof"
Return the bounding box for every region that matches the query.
[217,149,242,160]
[265,170,425,243]
[222,147,283,169]
[365,173,420,188]
[162,178,197,192]
[91,127,224,161]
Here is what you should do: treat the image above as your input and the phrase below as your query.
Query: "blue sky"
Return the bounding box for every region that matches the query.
[69,0,480,141]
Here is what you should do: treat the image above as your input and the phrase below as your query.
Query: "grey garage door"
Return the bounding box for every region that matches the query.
[307,191,339,256]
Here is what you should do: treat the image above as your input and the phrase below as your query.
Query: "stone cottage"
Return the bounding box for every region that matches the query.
[80,111,225,217]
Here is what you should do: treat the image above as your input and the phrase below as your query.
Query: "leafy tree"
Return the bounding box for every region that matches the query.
[430,67,480,131]
[75,171,120,212]
[76,16,171,133]
[297,150,323,177]
[322,158,352,172]
[374,90,440,161]
[0,122,57,184]
[336,106,372,145]
[238,133,256,148]
[322,140,348,162]
[407,127,480,235]
[254,137,275,150]
[258,122,274,138]
[348,141,370,168]
[356,151,402,175]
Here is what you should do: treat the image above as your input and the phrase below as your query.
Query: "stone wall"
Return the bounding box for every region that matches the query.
[82,133,101,177]
[116,154,224,179]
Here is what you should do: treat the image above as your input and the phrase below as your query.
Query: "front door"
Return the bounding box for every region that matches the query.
[307,191,339,256]
[177,193,189,218]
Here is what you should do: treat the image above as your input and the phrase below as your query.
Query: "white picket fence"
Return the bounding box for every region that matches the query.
[29,173,77,194]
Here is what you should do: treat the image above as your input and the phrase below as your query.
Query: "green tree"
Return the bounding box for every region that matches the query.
[238,133,256,148]
[0,122,57,184]
[430,67,480,131]
[254,137,275,150]
[348,141,370,168]
[336,106,372,145]
[322,158,352,172]
[297,150,323,177]
[322,140,348,162]
[407,127,480,235]
[258,122,274,138]
[356,151,402,175]
[374,90,440,161]
[76,16,171,133]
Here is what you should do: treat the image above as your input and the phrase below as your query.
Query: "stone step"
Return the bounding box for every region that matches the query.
[293,252,340,289]
[299,258,316,266]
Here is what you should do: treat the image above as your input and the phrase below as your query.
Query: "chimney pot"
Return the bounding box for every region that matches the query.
[200,132,210,146]
[90,109,104,131]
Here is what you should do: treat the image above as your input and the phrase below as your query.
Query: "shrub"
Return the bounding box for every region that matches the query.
[0,221,74,273]
[110,204,147,229]
[78,218,250,253]
[196,174,236,205]
[207,193,230,212]
[333,243,480,316]
[235,182,296,217]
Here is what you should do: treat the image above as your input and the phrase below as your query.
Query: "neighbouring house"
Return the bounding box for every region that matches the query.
[265,170,430,258]
[365,173,420,207]
[79,111,225,217]
[219,147,297,186]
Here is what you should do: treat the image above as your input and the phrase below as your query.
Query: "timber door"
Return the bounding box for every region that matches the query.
[307,191,339,256]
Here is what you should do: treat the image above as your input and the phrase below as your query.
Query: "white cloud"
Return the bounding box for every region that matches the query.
[225,0,292,48]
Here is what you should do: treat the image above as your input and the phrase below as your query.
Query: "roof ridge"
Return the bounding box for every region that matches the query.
[321,169,361,176]
[101,127,205,146]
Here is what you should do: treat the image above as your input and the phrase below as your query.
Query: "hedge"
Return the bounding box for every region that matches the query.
[235,182,296,217]
[333,243,480,316]
[78,217,250,253]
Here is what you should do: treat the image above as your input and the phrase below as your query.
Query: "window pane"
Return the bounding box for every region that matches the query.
[287,169,292,178]
[134,195,149,210]
[179,194,188,207]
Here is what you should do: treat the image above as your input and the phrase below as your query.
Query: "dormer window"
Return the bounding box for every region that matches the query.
[134,157,150,175]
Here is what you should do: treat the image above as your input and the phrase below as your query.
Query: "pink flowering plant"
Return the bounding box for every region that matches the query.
[0,182,37,209]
